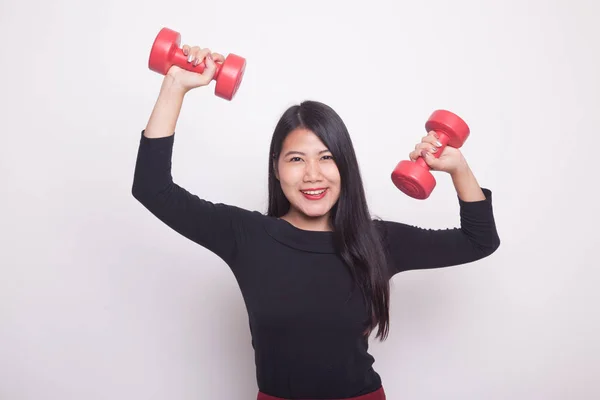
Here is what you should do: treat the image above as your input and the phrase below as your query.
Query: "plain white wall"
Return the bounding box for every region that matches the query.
[1,0,599,399]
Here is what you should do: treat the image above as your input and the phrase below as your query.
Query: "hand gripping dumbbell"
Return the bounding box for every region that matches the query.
[391,110,470,199]
[148,27,246,101]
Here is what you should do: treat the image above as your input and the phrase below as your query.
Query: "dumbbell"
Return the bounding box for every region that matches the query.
[148,27,246,101]
[391,110,470,199]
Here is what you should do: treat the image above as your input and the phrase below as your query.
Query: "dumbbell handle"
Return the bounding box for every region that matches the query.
[168,47,223,78]
[416,130,450,170]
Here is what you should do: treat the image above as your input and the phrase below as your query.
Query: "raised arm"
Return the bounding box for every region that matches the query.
[131,46,252,265]
[142,44,219,140]
[379,131,500,276]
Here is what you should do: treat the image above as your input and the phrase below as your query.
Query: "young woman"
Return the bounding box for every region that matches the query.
[132,45,500,400]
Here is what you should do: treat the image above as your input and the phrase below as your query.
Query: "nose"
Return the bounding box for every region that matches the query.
[303,160,323,182]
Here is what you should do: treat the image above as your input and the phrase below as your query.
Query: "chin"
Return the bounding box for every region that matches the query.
[300,206,332,218]
[303,211,328,219]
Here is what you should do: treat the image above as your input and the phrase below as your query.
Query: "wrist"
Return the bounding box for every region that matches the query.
[450,162,486,202]
[161,74,189,97]
[449,158,470,178]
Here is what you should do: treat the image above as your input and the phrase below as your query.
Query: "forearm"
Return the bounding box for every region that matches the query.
[144,76,188,139]
[450,162,486,202]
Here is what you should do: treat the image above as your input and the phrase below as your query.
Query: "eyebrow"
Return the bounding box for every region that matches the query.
[283,150,331,157]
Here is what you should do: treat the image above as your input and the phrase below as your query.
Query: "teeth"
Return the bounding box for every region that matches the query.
[302,189,326,195]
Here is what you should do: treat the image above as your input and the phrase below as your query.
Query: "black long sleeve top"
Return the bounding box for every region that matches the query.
[131,131,500,399]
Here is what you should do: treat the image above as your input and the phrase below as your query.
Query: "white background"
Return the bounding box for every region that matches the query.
[1,0,599,399]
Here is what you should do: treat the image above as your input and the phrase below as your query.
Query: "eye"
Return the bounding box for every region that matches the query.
[290,157,303,162]
[321,155,334,160]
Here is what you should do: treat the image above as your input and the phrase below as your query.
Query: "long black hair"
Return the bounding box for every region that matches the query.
[267,100,391,341]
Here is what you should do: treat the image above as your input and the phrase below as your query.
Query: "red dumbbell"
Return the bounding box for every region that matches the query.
[148,27,246,101]
[391,110,470,199]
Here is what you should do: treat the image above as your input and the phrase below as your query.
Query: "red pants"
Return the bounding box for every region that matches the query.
[257,386,386,400]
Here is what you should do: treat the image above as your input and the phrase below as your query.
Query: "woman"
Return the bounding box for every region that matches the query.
[132,45,500,400]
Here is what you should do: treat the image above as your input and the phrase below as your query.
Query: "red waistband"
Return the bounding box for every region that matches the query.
[257,386,386,400]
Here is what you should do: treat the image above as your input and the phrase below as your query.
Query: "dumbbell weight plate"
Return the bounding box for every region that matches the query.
[391,160,436,199]
[215,54,246,100]
[426,110,470,148]
[148,28,181,75]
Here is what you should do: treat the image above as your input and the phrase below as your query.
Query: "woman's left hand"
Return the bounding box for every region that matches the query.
[408,131,468,175]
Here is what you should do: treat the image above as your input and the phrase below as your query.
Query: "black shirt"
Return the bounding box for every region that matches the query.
[131,131,500,399]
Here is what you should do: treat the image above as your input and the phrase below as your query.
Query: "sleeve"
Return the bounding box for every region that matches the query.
[131,130,253,265]
[377,188,501,277]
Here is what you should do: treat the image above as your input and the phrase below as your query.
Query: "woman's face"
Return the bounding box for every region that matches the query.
[275,128,341,230]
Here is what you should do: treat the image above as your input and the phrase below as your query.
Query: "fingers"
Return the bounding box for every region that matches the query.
[185,46,210,66]
[408,146,441,171]
[181,45,224,65]
[200,53,217,80]
[178,43,219,86]
[408,130,444,161]
[422,131,443,147]
[419,148,440,169]
[211,52,225,63]
[183,45,200,63]
[409,142,438,161]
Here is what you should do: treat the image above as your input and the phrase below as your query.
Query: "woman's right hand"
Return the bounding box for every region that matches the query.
[165,45,226,93]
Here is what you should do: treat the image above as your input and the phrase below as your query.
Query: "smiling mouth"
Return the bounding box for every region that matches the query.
[300,188,328,200]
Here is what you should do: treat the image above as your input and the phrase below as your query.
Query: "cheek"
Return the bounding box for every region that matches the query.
[277,168,301,188]
[324,166,341,187]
